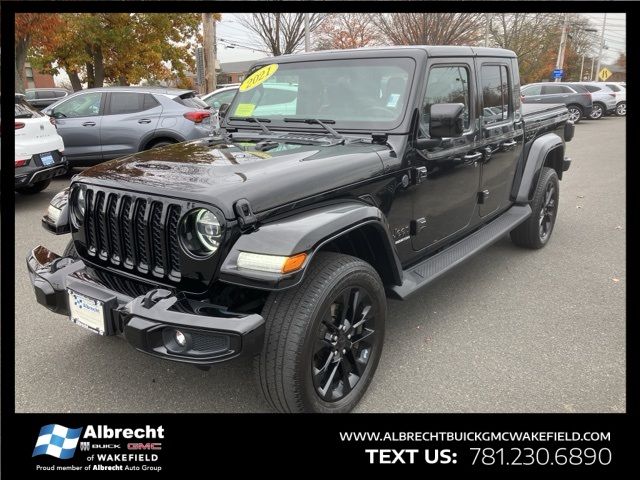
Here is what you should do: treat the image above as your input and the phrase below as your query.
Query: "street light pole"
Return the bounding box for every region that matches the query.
[305,13,310,52]
[554,14,569,82]
[594,13,607,81]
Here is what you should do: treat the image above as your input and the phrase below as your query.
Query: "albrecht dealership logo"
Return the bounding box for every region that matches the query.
[32,425,84,459]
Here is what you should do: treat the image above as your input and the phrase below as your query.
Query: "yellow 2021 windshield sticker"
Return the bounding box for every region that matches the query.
[239,64,279,92]
[234,103,256,117]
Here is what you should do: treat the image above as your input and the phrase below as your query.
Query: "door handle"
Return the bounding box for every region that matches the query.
[138,119,152,124]
[82,121,96,127]
[462,152,482,164]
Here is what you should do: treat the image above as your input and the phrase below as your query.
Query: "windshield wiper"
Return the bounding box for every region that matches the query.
[283,118,343,140]
[228,116,273,135]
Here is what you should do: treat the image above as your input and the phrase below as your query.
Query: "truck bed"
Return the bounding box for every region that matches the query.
[522,103,569,136]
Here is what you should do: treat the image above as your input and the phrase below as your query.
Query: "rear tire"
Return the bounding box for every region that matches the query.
[566,104,583,124]
[589,103,605,120]
[510,167,559,249]
[15,179,50,195]
[254,252,386,413]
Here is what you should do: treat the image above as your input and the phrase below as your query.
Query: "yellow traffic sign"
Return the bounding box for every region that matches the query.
[598,67,612,81]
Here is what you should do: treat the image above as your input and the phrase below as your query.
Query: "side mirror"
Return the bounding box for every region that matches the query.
[218,103,230,120]
[429,103,465,138]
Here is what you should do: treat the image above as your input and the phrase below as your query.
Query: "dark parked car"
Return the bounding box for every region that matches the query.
[42,87,216,166]
[521,82,592,123]
[25,88,71,109]
[29,46,573,413]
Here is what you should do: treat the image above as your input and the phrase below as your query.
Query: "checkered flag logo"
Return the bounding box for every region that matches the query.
[32,424,83,459]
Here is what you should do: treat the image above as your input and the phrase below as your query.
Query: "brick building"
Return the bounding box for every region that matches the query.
[23,62,56,89]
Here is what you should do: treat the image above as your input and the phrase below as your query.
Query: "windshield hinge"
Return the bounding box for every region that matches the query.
[234,198,258,231]
[371,132,388,145]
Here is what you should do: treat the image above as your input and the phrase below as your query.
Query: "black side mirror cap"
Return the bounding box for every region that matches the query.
[429,103,465,138]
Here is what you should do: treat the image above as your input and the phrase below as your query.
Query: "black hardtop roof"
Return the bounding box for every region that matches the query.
[250,45,516,68]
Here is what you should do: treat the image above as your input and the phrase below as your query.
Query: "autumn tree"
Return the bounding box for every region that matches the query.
[372,13,484,46]
[30,13,202,90]
[237,13,326,56]
[614,53,626,69]
[15,13,63,92]
[315,13,380,50]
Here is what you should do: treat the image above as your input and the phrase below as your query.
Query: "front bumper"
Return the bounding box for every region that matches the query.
[27,245,265,366]
[15,156,68,188]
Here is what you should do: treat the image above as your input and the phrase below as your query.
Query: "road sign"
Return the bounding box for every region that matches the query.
[598,67,612,81]
[553,69,564,79]
[195,46,205,87]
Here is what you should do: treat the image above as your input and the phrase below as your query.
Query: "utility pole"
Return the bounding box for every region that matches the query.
[595,13,607,81]
[579,54,586,81]
[484,13,492,47]
[202,13,217,93]
[590,56,596,81]
[554,14,569,82]
[304,13,310,52]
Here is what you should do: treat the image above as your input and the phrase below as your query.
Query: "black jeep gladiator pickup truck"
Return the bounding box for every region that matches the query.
[28,46,573,413]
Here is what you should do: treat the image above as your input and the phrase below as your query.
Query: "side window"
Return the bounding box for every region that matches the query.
[541,85,569,95]
[108,92,146,115]
[143,94,160,110]
[53,92,102,118]
[36,90,56,99]
[521,85,541,96]
[25,90,37,100]
[481,65,510,125]
[206,89,237,108]
[419,65,471,138]
[55,90,68,98]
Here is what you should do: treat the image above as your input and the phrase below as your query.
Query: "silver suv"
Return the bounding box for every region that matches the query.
[43,87,216,165]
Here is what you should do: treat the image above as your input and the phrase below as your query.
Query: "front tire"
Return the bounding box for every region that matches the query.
[255,252,386,413]
[510,167,559,249]
[616,102,626,116]
[15,179,50,195]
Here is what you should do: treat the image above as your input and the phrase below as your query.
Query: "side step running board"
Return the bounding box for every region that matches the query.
[389,205,532,300]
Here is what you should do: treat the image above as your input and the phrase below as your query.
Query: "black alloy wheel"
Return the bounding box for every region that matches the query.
[312,286,377,402]
[538,181,557,243]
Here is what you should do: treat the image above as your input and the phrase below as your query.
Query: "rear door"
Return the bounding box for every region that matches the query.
[475,61,523,217]
[100,92,163,159]
[50,91,104,162]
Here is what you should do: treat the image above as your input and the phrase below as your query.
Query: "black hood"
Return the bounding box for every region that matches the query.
[77,137,388,219]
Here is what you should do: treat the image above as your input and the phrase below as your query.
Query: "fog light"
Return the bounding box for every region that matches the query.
[175,330,187,347]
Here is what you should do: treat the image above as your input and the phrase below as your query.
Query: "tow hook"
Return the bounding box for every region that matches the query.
[142,289,173,309]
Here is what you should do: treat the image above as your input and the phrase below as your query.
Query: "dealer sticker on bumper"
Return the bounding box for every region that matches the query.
[68,290,106,335]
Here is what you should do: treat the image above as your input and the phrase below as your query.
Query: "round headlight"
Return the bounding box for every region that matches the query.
[180,208,223,257]
[71,185,86,226]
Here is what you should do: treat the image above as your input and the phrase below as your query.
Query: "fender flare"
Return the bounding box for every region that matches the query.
[218,202,403,291]
[138,129,186,151]
[515,133,564,203]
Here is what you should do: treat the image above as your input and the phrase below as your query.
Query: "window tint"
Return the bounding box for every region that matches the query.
[542,85,568,95]
[481,65,510,124]
[55,90,68,98]
[107,92,146,115]
[173,92,209,109]
[206,89,237,108]
[583,85,600,93]
[143,94,160,110]
[53,92,102,118]
[419,65,471,136]
[36,90,56,99]
[521,84,541,96]
[15,96,44,118]
[25,90,37,100]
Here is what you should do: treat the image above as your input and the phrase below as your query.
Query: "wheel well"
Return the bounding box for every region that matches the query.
[143,136,178,150]
[316,224,400,286]
[543,146,564,180]
[593,101,606,108]
[567,103,582,112]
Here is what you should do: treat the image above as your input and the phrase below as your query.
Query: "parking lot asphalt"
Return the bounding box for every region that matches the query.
[14,116,625,413]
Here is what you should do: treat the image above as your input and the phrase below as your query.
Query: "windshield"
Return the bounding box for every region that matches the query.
[226,57,415,131]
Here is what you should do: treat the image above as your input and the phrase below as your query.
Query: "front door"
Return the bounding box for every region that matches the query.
[475,61,523,217]
[411,60,481,252]
[51,91,104,162]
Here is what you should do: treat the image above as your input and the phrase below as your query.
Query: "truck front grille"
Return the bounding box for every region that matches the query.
[82,188,182,281]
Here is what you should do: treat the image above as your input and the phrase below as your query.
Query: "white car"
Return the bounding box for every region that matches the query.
[15,93,67,194]
[602,82,626,116]
[201,85,241,110]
